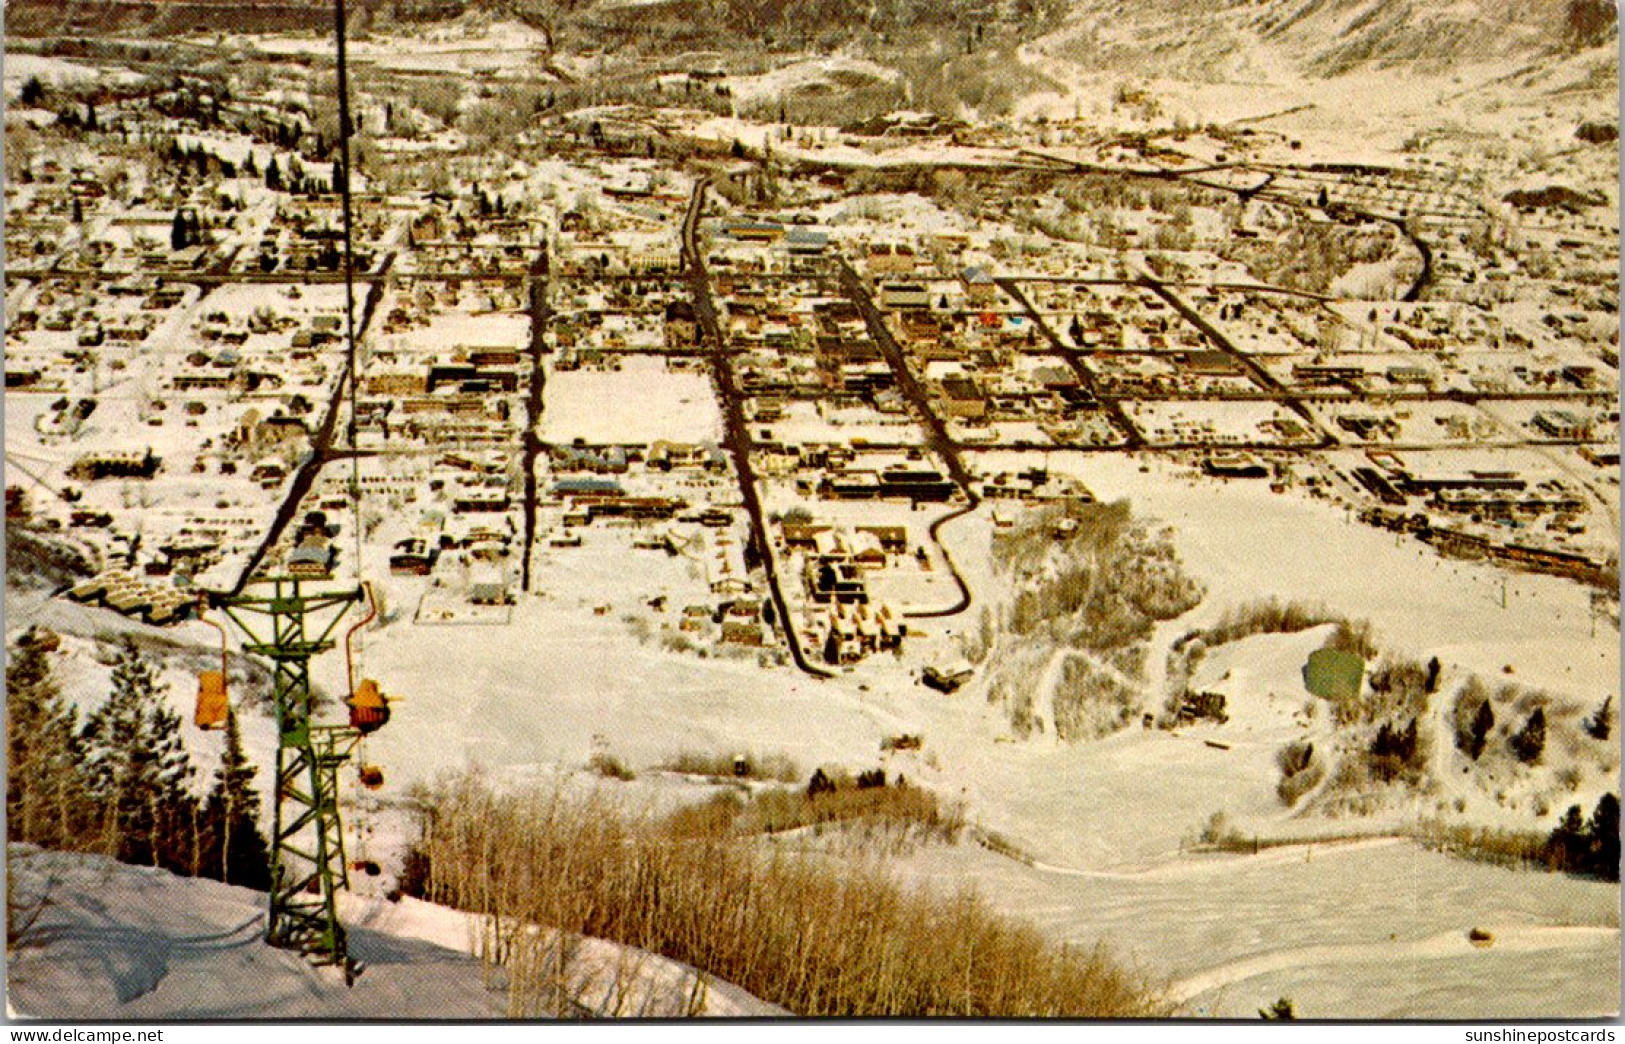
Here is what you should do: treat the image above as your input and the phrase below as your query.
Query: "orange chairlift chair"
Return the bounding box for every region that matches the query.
[345,582,391,789]
[194,602,230,731]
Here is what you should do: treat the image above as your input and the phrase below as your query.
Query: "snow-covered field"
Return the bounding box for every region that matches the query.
[897,840,1619,1019]
[539,358,721,445]
[3,54,140,89]
[1033,454,1615,698]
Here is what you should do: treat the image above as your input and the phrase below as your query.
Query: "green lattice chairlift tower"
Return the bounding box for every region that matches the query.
[213,577,391,980]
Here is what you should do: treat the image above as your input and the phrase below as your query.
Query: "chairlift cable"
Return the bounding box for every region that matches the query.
[333,0,377,877]
[333,0,367,663]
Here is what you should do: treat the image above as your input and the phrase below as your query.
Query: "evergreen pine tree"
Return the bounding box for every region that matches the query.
[1468,698,1494,760]
[204,706,270,889]
[147,699,198,876]
[171,209,189,250]
[1585,696,1612,741]
[82,639,200,870]
[1551,804,1587,870]
[265,157,282,191]
[1587,793,1619,882]
[1511,707,1546,764]
[7,630,54,836]
[7,630,99,851]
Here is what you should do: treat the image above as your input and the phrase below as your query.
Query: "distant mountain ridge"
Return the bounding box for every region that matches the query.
[5,0,1616,77]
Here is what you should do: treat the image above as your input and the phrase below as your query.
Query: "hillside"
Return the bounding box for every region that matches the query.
[6,845,784,1019]
[8,0,1614,65]
[1043,0,1616,81]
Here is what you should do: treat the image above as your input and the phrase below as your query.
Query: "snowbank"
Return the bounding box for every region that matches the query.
[6,846,783,1019]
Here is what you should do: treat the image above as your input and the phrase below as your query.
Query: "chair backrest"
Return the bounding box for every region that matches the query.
[195,671,228,730]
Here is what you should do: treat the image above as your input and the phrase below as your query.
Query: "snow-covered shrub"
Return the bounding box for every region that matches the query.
[588,751,636,782]
[1052,654,1140,741]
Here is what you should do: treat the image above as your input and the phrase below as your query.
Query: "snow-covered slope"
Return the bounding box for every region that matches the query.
[1044,0,1614,80]
[5,846,783,1020]
[897,839,1620,1019]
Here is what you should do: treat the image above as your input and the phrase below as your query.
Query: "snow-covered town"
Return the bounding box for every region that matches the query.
[4,0,1620,1022]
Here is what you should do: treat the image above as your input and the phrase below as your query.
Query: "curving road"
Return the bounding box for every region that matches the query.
[835,258,978,619]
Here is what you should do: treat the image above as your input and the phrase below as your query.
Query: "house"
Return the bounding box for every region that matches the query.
[288,538,335,578]
[1386,365,1433,387]
[785,227,829,256]
[896,311,945,346]
[720,619,765,646]
[452,491,510,513]
[69,449,160,481]
[855,525,907,553]
[923,659,974,693]
[865,243,917,277]
[1032,364,1078,390]
[721,220,784,243]
[665,300,699,348]
[366,370,429,395]
[629,249,680,275]
[879,283,931,310]
[648,441,723,471]
[1293,363,1365,386]
[849,530,887,567]
[1181,351,1244,377]
[251,415,309,448]
[586,496,684,522]
[172,369,234,392]
[390,537,439,575]
[1532,409,1591,440]
[780,521,831,549]
[805,554,867,604]
[878,467,956,502]
[554,477,624,498]
[1203,453,1268,479]
[937,377,987,420]
[552,445,630,474]
[469,566,511,606]
[960,266,997,304]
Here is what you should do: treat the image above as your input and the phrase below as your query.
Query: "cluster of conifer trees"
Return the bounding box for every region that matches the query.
[7,629,269,889]
[1547,794,1621,882]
